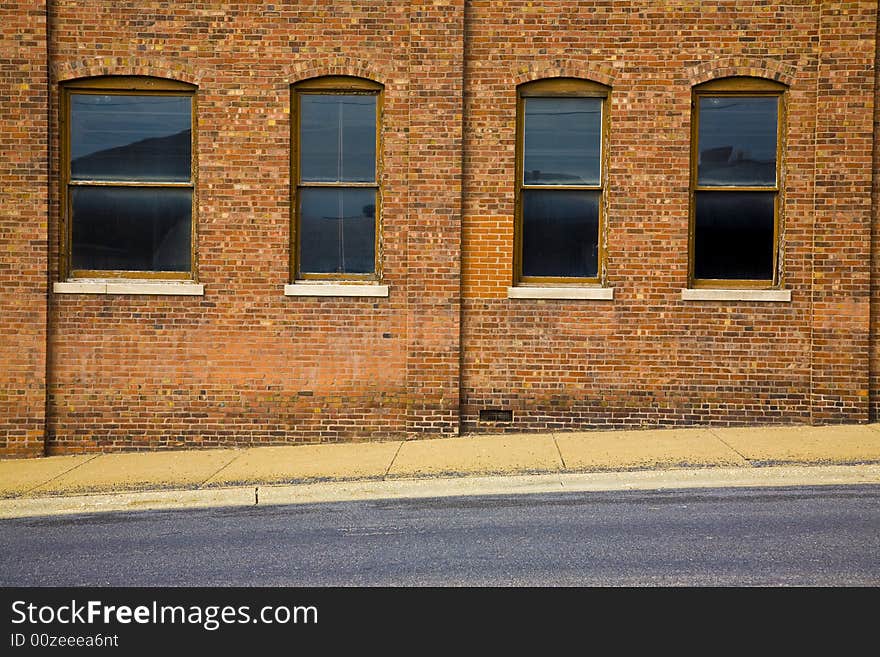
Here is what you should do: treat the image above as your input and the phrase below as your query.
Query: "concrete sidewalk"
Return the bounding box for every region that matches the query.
[2,423,880,517]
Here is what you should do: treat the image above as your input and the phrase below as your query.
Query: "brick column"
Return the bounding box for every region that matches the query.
[811,1,877,423]
[405,1,465,437]
[0,2,48,457]
[870,10,880,419]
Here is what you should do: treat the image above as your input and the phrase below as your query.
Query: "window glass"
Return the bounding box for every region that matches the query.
[523,97,601,185]
[70,186,192,272]
[300,95,376,183]
[694,191,774,280]
[63,80,195,278]
[294,80,380,280]
[521,189,599,278]
[697,96,777,187]
[70,94,191,182]
[299,187,376,275]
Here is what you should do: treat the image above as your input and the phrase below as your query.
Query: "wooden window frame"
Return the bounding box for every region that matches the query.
[514,78,610,286]
[290,76,383,282]
[689,76,786,289]
[60,76,198,281]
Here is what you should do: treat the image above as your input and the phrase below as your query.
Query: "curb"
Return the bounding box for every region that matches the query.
[1,463,878,519]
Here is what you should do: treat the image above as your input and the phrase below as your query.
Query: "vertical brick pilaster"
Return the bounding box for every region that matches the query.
[0,2,48,457]
[405,1,465,437]
[870,9,880,420]
[811,1,877,423]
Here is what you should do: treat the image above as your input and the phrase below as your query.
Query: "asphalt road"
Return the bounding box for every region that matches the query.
[1,485,878,586]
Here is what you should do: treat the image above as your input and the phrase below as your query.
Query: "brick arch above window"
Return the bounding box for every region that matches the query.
[511,62,616,89]
[283,58,392,90]
[687,57,796,88]
[53,57,203,86]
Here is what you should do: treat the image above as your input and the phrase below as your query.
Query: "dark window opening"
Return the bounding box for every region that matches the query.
[63,78,195,277]
[294,80,380,280]
[690,81,782,286]
[516,80,607,284]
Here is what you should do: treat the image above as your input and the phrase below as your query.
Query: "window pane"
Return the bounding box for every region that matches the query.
[71,186,191,272]
[299,187,376,274]
[522,189,599,278]
[697,96,777,186]
[694,191,774,280]
[523,97,601,185]
[300,94,376,183]
[70,94,191,182]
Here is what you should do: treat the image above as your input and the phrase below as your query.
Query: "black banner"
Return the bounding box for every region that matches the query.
[0,587,873,651]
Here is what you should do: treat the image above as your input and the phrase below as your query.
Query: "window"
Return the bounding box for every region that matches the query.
[61,76,197,279]
[292,76,382,280]
[515,78,609,284]
[690,77,785,287]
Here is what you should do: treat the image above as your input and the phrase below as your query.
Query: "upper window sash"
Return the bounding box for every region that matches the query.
[694,94,779,189]
[68,91,193,184]
[522,96,603,188]
[297,92,377,185]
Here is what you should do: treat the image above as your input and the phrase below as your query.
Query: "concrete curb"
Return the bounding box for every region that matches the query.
[1,463,878,519]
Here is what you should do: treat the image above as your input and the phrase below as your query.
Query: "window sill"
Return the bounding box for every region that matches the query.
[681,288,791,302]
[284,283,389,298]
[53,280,204,296]
[507,286,614,300]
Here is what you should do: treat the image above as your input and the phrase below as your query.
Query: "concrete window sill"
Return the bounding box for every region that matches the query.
[681,288,791,302]
[507,286,614,300]
[284,283,389,298]
[54,280,204,296]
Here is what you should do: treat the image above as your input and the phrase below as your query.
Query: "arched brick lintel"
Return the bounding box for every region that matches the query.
[283,57,392,88]
[688,57,796,87]
[511,62,616,88]
[53,57,204,85]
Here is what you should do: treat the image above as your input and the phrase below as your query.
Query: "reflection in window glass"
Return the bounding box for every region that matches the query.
[694,191,774,280]
[523,97,601,185]
[522,189,599,278]
[299,187,376,274]
[697,96,777,187]
[70,94,191,182]
[300,95,376,183]
[71,186,191,272]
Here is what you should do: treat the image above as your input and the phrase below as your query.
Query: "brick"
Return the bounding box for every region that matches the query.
[0,1,878,456]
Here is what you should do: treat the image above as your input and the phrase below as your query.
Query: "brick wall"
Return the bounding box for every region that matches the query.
[0,2,47,457]
[0,1,877,455]
[45,1,418,453]
[462,1,875,433]
[810,0,875,423]
[871,6,880,420]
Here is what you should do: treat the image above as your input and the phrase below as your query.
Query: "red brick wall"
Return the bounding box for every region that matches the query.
[461,1,876,433]
[0,2,47,457]
[810,1,875,423]
[405,1,464,436]
[1,2,877,455]
[871,8,880,421]
[45,2,420,452]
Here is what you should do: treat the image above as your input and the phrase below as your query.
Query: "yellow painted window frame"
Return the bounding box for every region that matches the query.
[689,76,787,289]
[290,76,383,282]
[514,77,610,286]
[60,76,198,281]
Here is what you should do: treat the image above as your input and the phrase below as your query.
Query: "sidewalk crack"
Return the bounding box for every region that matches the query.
[21,453,102,497]
[383,441,405,480]
[197,451,244,488]
[707,428,751,464]
[552,434,567,471]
